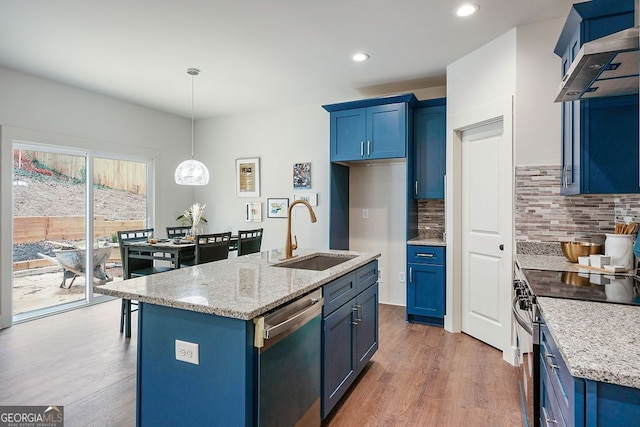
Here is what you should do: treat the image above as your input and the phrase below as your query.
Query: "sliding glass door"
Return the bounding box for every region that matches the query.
[12,144,150,321]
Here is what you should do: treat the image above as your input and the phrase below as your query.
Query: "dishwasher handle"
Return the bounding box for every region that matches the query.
[264,296,323,340]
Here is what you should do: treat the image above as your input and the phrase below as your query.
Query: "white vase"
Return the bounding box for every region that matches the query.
[604,234,634,270]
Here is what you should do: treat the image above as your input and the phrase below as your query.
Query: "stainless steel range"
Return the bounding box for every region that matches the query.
[512,261,640,427]
[519,269,640,306]
[512,262,540,427]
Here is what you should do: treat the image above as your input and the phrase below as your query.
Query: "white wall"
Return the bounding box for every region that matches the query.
[349,162,407,306]
[0,66,195,226]
[515,18,564,166]
[194,105,330,252]
[0,65,196,326]
[444,20,564,351]
[445,28,517,334]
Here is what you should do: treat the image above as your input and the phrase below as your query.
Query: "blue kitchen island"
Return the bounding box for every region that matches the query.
[95,249,380,427]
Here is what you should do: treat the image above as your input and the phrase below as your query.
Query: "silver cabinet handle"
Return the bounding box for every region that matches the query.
[545,353,559,371]
[414,180,418,196]
[367,140,371,156]
[360,141,364,157]
[351,305,363,325]
[416,253,434,258]
[409,266,413,283]
[543,407,557,425]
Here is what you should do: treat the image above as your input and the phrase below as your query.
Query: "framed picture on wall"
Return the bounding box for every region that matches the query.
[236,157,260,197]
[267,198,289,218]
[293,162,311,189]
[293,192,318,206]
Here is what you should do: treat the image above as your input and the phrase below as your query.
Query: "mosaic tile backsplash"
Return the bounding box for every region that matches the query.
[515,165,640,243]
[417,199,445,239]
[416,166,639,248]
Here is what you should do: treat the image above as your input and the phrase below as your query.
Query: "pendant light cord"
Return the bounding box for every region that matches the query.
[190,71,195,159]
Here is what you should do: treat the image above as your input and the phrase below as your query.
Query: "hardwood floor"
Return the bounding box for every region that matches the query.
[0,301,522,427]
[323,304,523,426]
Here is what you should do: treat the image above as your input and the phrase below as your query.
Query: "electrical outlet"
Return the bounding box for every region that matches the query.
[175,339,199,365]
[362,209,368,219]
[399,272,406,283]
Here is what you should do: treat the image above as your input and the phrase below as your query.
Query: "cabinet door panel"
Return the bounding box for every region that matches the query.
[330,108,366,161]
[323,271,357,316]
[322,301,356,417]
[585,95,640,194]
[407,264,444,318]
[414,105,446,199]
[355,283,378,374]
[367,103,406,159]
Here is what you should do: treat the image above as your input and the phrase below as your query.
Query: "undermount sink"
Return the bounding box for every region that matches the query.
[273,253,356,271]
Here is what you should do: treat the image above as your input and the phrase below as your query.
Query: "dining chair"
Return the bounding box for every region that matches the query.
[237,228,263,256]
[166,226,192,239]
[117,228,172,338]
[195,232,232,264]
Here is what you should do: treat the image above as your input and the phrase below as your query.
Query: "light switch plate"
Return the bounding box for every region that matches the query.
[175,339,199,365]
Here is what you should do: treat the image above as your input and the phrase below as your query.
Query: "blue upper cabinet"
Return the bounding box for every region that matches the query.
[555,0,639,195]
[324,94,416,162]
[413,98,446,199]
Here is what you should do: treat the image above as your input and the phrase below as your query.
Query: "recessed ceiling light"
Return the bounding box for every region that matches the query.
[456,3,479,17]
[352,52,370,62]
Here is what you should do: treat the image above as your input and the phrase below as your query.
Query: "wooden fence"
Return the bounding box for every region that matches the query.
[19,151,147,195]
[14,216,145,243]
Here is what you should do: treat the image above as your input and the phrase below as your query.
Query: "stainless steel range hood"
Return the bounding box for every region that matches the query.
[555,26,639,102]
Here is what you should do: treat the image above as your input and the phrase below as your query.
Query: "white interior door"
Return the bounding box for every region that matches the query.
[460,118,512,353]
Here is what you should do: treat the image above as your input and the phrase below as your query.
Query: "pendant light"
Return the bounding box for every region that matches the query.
[175,68,210,185]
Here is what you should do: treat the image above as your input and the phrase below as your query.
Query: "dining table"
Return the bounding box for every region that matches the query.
[123,235,239,278]
[123,240,195,278]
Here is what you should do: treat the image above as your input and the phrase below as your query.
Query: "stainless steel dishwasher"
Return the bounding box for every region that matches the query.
[254,288,324,427]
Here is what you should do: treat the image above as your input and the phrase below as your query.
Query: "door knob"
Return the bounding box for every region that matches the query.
[499,244,504,251]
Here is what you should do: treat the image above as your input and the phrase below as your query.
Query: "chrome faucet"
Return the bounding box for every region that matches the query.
[284,200,317,260]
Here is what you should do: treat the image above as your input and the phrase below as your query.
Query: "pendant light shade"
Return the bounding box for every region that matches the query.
[174,159,209,185]
[175,68,210,185]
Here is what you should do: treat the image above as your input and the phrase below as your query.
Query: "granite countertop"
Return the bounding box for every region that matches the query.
[537,297,640,389]
[516,253,640,389]
[95,248,380,321]
[407,237,446,246]
[516,254,580,271]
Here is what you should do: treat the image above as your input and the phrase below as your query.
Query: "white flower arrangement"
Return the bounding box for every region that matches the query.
[177,203,208,227]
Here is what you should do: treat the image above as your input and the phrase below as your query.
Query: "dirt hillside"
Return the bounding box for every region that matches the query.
[13,175,146,221]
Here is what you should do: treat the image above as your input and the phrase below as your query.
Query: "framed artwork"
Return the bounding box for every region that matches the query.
[293,192,318,207]
[293,162,311,189]
[236,158,260,197]
[245,202,262,222]
[267,198,289,218]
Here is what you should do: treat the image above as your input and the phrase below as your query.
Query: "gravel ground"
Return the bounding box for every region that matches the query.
[13,242,57,262]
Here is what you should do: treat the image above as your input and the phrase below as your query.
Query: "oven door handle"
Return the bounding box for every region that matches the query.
[512,296,533,335]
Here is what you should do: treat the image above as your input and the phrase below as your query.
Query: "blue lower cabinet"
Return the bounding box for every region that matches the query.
[137,303,255,426]
[540,321,640,426]
[322,261,379,418]
[406,245,445,326]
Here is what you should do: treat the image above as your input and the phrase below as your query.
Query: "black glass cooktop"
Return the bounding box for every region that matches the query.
[522,269,640,306]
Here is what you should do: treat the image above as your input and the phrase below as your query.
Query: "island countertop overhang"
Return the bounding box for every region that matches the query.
[95,249,380,320]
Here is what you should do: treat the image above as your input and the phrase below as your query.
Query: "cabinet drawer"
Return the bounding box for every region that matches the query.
[356,261,378,294]
[540,323,576,424]
[540,352,568,427]
[407,245,444,265]
[323,272,357,316]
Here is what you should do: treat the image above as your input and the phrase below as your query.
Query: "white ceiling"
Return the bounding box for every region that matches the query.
[0,0,573,119]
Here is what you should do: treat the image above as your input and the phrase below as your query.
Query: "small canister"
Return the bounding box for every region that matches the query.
[604,234,634,270]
